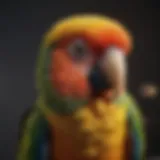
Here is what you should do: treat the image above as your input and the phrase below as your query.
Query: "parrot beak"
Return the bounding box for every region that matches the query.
[88,47,127,100]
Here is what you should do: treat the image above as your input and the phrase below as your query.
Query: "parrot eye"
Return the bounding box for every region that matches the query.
[67,39,90,61]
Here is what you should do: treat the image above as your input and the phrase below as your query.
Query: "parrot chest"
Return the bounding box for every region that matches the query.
[47,101,128,160]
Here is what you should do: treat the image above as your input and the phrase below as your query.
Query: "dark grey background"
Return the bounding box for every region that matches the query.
[0,0,159,159]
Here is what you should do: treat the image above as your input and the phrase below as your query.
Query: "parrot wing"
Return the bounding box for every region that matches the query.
[17,104,51,160]
[127,94,146,160]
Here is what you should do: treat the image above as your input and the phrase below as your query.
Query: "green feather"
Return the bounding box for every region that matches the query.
[17,107,48,160]
[127,95,146,160]
[114,93,145,159]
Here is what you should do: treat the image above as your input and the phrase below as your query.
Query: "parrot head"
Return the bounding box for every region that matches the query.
[36,14,132,115]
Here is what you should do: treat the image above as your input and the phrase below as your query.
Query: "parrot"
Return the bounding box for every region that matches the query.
[17,14,146,160]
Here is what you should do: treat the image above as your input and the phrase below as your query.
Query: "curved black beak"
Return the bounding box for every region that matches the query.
[88,64,113,97]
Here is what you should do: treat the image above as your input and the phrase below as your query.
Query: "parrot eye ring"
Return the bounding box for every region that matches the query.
[67,39,90,61]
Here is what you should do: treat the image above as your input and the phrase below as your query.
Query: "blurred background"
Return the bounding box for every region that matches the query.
[0,0,159,159]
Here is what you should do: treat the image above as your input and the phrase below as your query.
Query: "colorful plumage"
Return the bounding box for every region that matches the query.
[17,14,145,160]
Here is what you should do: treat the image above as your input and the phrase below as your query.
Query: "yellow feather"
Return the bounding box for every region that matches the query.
[38,97,128,159]
[43,14,132,53]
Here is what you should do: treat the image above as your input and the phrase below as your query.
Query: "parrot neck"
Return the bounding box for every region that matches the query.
[99,87,126,104]
[116,86,126,97]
